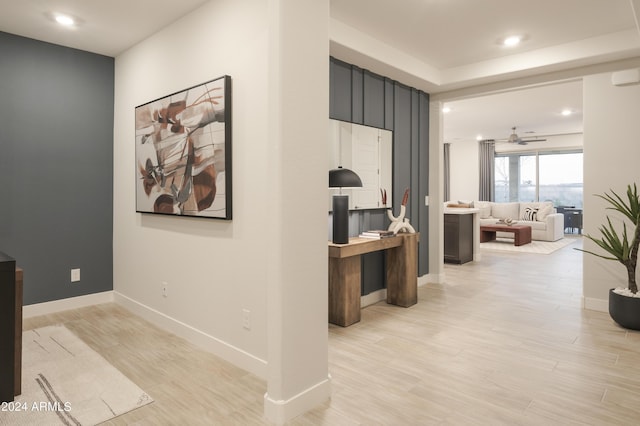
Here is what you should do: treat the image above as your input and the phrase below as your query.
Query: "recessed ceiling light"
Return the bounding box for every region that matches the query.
[442,106,451,113]
[503,36,522,47]
[561,109,572,116]
[54,13,75,27]
[476,135,483,141]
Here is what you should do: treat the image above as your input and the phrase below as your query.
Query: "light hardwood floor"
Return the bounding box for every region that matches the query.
[22,235,640,425]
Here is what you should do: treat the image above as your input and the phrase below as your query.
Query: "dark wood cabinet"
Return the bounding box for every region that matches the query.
[444,213,473,264]
[0,252,16,402]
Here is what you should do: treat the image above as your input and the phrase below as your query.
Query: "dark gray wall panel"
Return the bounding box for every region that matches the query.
[362,252,385,295]
[360,210,385,295]
[329,57,430,291]
[329,57,352,121]
[384,79,395,131]
[351,66,364,124]
[0,32,114,305]
[410,90,421,226]
[418,95,430,273]
[363,71,385,128]
[393,83,412,209]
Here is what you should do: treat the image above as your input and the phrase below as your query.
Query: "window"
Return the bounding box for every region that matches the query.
[494,150,583,208]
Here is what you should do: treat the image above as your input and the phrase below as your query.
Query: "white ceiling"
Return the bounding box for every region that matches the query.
[0,0,210,57]
[442,80,584,143]
[1,0,639,143]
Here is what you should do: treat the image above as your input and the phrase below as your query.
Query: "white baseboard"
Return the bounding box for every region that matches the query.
[419,272,445,285]
[361,289,386,307]
[23,291,114,318]
[264,374,331,425]
[113,292,267,379]
[583,296,608,312]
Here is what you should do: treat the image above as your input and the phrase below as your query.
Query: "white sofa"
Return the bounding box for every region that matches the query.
[474,201,564,242]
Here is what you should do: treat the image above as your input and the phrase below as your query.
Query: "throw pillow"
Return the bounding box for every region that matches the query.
[476,201,491,219]
[537,205,553,221]
[522,207,538,221]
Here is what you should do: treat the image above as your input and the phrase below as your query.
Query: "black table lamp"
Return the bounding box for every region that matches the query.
[329,167,362,244]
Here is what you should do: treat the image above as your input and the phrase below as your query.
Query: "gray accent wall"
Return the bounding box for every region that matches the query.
[329,57,429,295]
[0,32,114,305]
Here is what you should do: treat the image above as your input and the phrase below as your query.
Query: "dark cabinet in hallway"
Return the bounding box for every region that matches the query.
[444,213,473,264]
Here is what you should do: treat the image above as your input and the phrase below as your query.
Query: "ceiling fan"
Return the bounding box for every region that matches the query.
[502,126,546,145]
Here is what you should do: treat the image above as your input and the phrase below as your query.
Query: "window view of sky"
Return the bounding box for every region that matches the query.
[495,151,584,207]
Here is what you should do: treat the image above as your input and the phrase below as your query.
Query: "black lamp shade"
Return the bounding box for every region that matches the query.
[329,167,363,188]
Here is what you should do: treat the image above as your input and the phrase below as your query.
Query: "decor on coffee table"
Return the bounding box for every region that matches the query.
[576,183,640,330]
[135,75,232,219]
[480,223,532,246]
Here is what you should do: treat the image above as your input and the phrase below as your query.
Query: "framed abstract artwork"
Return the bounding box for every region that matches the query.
[135,75,232,219]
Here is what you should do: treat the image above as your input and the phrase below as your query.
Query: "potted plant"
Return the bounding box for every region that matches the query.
[577,183,640,329]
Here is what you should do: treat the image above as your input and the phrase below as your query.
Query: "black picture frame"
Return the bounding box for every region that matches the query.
[135,75,232,220]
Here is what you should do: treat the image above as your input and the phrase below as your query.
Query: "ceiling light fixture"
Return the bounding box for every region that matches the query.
[503,36,521,47]
[561,109,572,116]
[476,135,483,141]
[54,13,75,27]
[442,106,451,113]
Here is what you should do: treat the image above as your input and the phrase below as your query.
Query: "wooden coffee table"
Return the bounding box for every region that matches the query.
[480,223,532,246]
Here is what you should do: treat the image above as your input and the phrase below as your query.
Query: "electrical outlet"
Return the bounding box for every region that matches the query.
[71,268,80,282]
[162,281,168,297]
[242,309,251,330]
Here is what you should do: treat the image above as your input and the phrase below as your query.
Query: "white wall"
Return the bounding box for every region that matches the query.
[583,72,640,309]
[113,0,271,374]
[448,141,479,202]
[114,1,331,421]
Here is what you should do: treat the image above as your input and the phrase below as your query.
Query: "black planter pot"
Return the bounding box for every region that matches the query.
[609,288,640,330]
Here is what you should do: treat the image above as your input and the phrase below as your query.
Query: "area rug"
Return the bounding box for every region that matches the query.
[1,325,152,426]
[480,236,578,254]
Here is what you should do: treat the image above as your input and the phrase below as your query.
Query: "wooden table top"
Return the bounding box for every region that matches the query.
[480,223,531,231]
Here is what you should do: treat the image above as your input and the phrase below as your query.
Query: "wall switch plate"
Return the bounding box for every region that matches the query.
[71,268,80,282]
[425,196,429,206]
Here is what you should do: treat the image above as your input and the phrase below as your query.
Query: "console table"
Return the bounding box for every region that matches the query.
[328,233,418,327]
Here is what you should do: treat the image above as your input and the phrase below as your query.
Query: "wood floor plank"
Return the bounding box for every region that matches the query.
[20,235,640,424]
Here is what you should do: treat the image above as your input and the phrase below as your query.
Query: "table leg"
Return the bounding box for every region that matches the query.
[480,230,496,243]
[328,256,361,326]
[514,227,532,246]
[386,234,418,307]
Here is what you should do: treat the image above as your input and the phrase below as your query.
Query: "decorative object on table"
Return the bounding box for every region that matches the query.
[381,188,416,234]
[135,75,232,219]
[576,183,640,330]
[497,217,517,226]
[329,167,363,244]
[359,230,395,239]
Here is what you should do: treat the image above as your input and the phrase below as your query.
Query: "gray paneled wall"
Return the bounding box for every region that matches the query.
[0,32,114,305]
[329,57,429,295]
